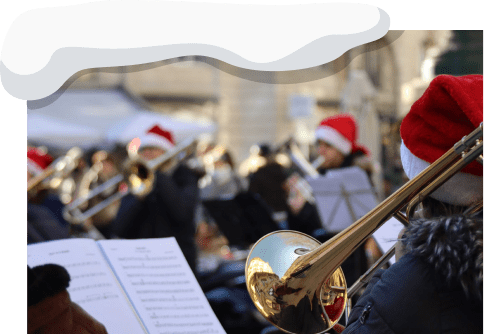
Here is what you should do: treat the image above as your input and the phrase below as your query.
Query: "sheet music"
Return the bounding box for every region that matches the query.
[371,217,403,265]
[27,239,147,333]
[98,237,226,334]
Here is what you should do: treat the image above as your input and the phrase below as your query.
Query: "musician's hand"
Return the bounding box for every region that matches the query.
[283,173,300,191]
[284,173,309,214]
[287,189,307,214]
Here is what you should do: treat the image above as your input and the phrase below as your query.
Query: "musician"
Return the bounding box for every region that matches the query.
[248,144,292,228]
[27,148,70,244]
[285,114,374,288]
[75,148,126,237]
[111,124,200,272]
[314,113,373,178]
[200,146,245,200]
[343,74,483,333]
[285,114,373,225]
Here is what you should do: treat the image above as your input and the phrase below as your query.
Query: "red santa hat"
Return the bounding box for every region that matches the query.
[27,148,53,176]
[138,124,175,152]
[400,74,483,206]
[314,113,369,156]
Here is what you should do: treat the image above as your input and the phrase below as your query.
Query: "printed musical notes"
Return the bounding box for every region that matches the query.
[98,237,226,334]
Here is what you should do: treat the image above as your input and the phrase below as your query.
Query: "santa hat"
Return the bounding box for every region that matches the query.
[138,124,175,152]
[27,148,53,176]
[315,114,369,156]
[400,74,483,206]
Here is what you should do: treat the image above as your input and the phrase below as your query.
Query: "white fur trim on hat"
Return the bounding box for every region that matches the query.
[315,125,352,155]
[400,142,483,207]
[138,134,174,152]
[27,159,45,176]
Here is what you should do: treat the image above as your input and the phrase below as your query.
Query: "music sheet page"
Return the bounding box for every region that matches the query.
[27,238,147,333]
[98,237,226,334]
[371,217,403,264]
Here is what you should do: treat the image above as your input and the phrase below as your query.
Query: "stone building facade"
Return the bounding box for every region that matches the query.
[68,30,480,197]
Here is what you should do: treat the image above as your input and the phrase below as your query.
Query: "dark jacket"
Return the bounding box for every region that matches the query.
[343,211,483,334]
[111,165,199,271]
[28,204,70,244]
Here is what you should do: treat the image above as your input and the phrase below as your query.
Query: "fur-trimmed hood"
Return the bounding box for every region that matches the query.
[401,210,483,301]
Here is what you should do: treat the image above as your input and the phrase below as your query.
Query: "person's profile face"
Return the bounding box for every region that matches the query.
[139,147,165,161]
[317,140,345,169]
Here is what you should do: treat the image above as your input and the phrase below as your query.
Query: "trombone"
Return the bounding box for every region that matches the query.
[27,147,83,198]
[245,123,483,334]
[63,137,198,225]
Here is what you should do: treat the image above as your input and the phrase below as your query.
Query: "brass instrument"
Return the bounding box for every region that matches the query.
[63,137,198,225]
[74,150,123,228]
[275,138,325,210]
[245,124,483,334]
[276,138,325,178]
[27,147,83,198]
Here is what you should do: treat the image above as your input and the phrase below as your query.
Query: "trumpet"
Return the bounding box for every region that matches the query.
[63,137,198,225]
[245,123,483,333]
[27,147,83,198]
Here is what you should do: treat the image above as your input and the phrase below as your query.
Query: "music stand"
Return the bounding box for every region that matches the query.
[307,166,378,233]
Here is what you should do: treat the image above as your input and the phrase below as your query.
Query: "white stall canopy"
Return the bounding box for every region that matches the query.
[27,114,104,150]
[27,88,217,153]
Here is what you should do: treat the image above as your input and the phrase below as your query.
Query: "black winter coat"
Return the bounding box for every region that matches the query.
[343,212,483,334]
[28,204,70,244]
[111,165,199,272]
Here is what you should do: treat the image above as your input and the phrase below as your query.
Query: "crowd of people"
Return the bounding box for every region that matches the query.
[27,74,483,334]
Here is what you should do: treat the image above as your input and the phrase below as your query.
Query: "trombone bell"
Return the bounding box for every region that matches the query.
[246,231,347,334]
[123,158,155,199]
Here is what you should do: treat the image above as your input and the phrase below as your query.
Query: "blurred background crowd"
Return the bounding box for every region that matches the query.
[26,30,483,333]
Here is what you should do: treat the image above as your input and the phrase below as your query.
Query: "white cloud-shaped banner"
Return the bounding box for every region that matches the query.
[1,1,389,100]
